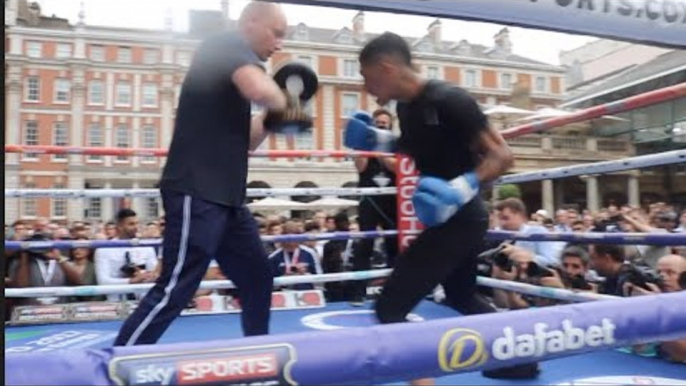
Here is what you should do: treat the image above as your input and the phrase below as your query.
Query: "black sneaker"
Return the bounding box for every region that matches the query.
[481,363,540,380]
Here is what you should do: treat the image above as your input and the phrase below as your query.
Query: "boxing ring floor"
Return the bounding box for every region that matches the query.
[6,300,685,385]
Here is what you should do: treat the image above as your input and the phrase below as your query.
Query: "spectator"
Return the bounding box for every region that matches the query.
[8,233,85,305]
[322,212,356,302]
[313,211,327,232]
[496,198,562,267]
[264,219,284,255]
[676,210,686,233]
[555,209,572,232]
[67,236,104,302]
[571,220,586,233]
[582,214,595,231]
[303,221,324,260]
[9,220,30,241]
[104,221,118,240]
[532,209,549,225]
[268,221,321,291]
[194,260,229,298]
[71,225,89,239]
[623,254,686,363]
[33,217,50,236]
[143,221,162,238]
[325,215,336,232]
[560,246,590,279]
[621,209,671,269]
[94,209,158,301]
[589,244,629,296]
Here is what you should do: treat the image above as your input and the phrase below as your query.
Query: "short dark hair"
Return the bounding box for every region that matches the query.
[562,246,589,266]
[496,198,527,216]
[373,108,393,120]
[359,32,412,67]
[593,244,625,263]
[304,221,320,233]
[116,208,137,224]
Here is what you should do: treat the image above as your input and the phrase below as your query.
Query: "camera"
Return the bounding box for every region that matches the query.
[477,243,513,276]
[289,266,299,274]
[526,262,555,279]
[567,274,593,291]
[120,252,146,278]
[622,264,663,291]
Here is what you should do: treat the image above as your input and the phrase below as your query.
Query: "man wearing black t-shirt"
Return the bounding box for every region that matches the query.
[114,2,293,346]
[345,32,539,381]
[352,108,398,304]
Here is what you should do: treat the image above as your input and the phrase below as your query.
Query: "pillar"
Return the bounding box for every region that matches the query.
[542,179,554,215]
[628,173,640,208]
[585,175,600,213]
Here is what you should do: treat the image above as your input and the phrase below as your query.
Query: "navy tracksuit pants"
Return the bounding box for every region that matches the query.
[114,190,272,346]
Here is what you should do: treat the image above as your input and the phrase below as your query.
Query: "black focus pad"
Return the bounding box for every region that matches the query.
[273,61,319,102]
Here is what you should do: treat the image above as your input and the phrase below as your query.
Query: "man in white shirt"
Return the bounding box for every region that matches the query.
[95,209,158,301]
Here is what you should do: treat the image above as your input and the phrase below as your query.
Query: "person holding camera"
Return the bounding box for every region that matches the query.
[622,254,686,363]
[8,233,85,305]
[94,209,159,301]
[619,209,672,269]
[268,221,321,291]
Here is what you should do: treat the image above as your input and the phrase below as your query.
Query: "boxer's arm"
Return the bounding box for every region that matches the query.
[379,157,397,173]
[249,111,270,151]
[232,65,287,110]
[474,125,514,184]
[354,158,368,173]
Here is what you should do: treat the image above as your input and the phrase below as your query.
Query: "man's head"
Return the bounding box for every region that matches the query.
[303,220,320,249]
[590,244,625,277]
[12,220,29,241]
[679,210,686,229]
[496,198,527,231]
[313,211,327,229]
[372,109,393,130]
[555,209,569,226]
[238,1,287,61]
[359,32,416,105]
[333,212,350,232]
[267,220,283,236]
[116,209,139,239]
[325,215,336,232]
[104,221,117,239]
[280,221,301,252]
[656,254,686,292]
[571,220,586,233]
[561,247,589,278]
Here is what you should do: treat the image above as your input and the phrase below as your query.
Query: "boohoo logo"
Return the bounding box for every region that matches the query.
[492,319,616,360]
[438,328,488,371]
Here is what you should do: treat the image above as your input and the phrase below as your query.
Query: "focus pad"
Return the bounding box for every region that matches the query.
[273,61,319,102]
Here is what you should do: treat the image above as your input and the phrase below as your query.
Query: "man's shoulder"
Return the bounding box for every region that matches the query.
[300,246,318,259]
[425,80,470,103]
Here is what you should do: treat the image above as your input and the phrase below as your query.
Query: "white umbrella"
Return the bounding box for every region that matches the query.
[247,197,308,211]
[484,105,534,117]
[306,197,359,210]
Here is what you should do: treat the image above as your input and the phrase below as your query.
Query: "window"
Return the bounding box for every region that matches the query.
[500,73,513,89]
[90,45,104,61]
[342,59,359,78]
[87,124,103,161]
[143,49,159,64]
[54,79,71,103]
[88,81,104,105]
[296,55,313,68]
[535,76,548,93]
[141,126,157,162]
[341,93,360,118]
[56,43,72,59]
[176,51,191,66]
[52,184,67,218]
[52,122,69,160]
[25,77,40,102]
[465,69,478,88]
[22,183,37,218]
[116,82,132,106]
[27,41,42,58]
[146,198,160,219]
[115,125,130,161]
[24,121,39,160]
[295,131,313,150]
[86,197,102,219]
[142,83,158,107]
[118,47,132,63]
[427,66,440,80]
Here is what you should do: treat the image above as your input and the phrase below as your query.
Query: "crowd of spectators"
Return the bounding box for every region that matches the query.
[5,199,685,362]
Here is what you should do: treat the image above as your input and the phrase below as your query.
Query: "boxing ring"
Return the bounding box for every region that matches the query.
[4,0,686,371]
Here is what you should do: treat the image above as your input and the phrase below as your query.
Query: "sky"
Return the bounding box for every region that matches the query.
[38,0,599,65]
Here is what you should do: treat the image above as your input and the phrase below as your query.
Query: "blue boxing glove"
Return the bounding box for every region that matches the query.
[344,111,397,152]
[412,172,481,227]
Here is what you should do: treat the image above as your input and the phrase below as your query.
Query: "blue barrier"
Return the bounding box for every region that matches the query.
[6,292,686,386]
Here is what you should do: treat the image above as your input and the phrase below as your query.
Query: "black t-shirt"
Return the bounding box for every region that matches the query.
[358,158,396,188]
[396,80,488,180]
[160,31,263,207]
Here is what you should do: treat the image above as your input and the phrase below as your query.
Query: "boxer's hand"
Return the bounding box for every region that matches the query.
[344,111,396,152]
[412,172,480,227]
[264,92,313,135]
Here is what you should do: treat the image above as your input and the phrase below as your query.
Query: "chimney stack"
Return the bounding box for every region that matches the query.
[353,11,365,40]
[494,27,513,54]
[428,19,442,45]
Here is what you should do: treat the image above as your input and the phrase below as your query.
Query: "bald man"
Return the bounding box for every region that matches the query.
[114,1,290,346]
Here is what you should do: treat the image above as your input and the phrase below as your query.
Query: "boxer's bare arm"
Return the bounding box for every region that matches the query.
[233,65,287,110]
[474,126,514,183]
[249,111,270,151]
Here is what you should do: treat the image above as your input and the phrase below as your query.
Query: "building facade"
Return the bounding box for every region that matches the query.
[6,0,637,224]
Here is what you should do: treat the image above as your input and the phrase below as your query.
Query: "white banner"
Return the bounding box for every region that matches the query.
[280,0,686,48]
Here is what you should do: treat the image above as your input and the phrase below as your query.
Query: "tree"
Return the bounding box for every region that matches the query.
[498,184,522,199]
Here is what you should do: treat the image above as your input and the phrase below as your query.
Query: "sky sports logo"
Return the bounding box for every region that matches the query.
[110,344,296,386]
[438,319,617,372]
